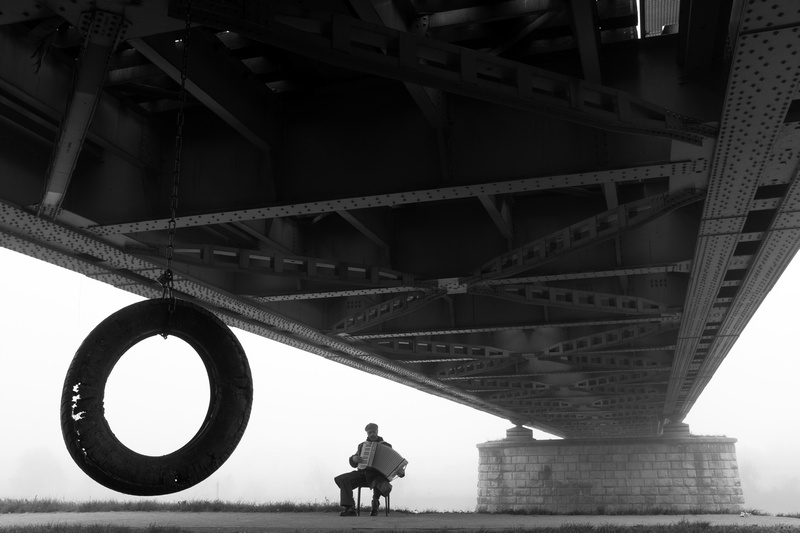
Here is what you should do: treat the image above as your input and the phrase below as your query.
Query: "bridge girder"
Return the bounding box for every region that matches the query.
[1,0,799,438]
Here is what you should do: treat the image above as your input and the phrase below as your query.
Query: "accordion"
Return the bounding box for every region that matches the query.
[357,440,408,480]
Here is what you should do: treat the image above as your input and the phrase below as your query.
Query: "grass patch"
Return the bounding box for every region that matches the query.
[0,498,342,514]
[0,527,186,533]
[3,523,800,533]
[3,499,799,533]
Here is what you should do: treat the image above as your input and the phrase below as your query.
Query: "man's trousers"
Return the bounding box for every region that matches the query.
[334,470,391,507]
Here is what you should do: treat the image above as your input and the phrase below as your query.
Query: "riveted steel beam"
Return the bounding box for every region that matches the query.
[129,243,415,290]
[574,369,671,389]
[500,397,666,412]
[88,159,705,235]
[352,315,666,340]
[254,287,413,302]
[533,410,660,421]
[593,395,666,408]
[437,357,525,379]
[369,338,516,360]
[486,262,692,285]
[470,284,672,316]
[445,368,668,395]
[444,367,671,382]
[687,135,800,408]
[539,323,675,357]
[38,10,129,219]
[491,383,665,401]
[170,1,714,145]
[488,384,550,399]
[538,351,671,370]
[664,3,800,418]
[473,189,705,282]
[328,290,445,334]
[452,378,545,392]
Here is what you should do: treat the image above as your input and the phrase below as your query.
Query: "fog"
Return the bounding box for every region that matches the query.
[1,247,798,513]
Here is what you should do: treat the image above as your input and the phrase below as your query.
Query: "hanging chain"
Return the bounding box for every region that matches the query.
[159,0,192,312]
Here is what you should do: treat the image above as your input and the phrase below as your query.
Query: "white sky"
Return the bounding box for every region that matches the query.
[0,245,798,513]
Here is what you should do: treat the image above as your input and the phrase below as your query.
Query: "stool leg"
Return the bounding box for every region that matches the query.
[357,486,361,516]
[386,493,390,516]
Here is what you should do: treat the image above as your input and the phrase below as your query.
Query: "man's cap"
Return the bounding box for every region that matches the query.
[365,423,378,431]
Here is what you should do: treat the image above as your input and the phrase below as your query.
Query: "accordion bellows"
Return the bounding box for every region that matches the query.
[357,440,408,480]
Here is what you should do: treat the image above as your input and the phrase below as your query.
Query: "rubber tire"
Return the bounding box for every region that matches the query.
[60,298,253,496]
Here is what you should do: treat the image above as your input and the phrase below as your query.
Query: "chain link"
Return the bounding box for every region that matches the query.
[159,0,192,312]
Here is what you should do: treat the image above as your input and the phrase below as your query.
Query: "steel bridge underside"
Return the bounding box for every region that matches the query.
[1,0,799,438]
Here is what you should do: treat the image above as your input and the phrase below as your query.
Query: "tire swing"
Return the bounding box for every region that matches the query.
[58,3,252,495]
[60,298,253,496]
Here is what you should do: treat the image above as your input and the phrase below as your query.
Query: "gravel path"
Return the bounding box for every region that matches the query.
[1,512,800,531]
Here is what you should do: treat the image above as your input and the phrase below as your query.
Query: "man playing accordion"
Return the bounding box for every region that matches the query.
[334,422,406,516]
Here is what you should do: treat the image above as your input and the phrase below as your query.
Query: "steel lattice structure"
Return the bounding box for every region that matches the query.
[1,0,799,438]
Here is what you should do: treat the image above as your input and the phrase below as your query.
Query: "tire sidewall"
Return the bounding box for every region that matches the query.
[60,298,252,496]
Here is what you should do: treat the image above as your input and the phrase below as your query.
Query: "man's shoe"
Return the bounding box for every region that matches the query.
[339,507,357,517]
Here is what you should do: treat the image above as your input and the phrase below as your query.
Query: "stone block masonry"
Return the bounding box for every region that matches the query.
[476,430,744,513]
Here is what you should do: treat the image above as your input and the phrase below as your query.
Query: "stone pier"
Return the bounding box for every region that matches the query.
[476,425,745,513]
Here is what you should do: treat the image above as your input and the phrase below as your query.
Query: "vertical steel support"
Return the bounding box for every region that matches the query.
[38,10,128,219]
[567,0,602,83]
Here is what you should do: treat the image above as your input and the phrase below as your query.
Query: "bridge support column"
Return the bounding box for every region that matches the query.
[476,425,744,513]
